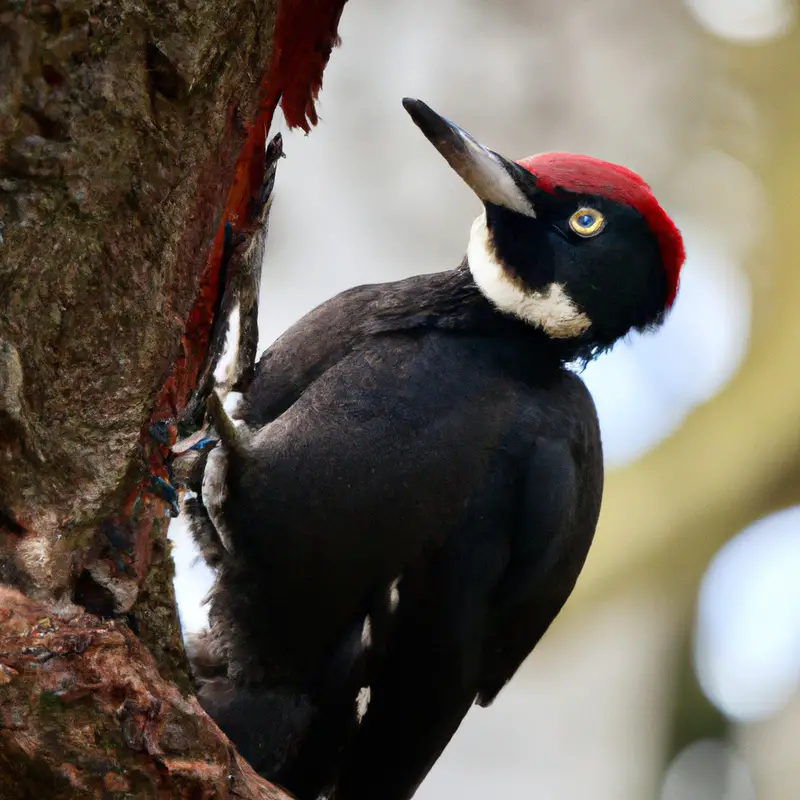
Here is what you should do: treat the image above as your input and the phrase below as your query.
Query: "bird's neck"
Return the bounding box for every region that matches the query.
[366,264,588,367]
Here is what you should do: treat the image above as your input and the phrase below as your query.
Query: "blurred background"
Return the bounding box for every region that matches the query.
[170,0,800,797]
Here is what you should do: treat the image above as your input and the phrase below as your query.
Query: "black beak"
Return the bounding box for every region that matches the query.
[402,98,536,218]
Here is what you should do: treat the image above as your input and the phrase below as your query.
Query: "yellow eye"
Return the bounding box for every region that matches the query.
[568,207,605,237]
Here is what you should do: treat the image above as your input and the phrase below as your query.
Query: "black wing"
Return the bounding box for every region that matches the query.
[477,436,603,706]
[236,283,380,426]
[328,430,602,800]
[183,282,383,570]
[237,266,480,426]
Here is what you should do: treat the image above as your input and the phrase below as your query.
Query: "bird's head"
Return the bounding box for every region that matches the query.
[403,98,685,358]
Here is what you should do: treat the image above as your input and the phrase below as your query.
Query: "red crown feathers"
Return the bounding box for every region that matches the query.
[517,153,685,309]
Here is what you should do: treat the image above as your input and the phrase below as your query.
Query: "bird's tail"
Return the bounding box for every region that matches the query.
[188,631,316,781]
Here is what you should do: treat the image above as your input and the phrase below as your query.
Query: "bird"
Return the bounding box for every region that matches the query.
[184,97,685,800]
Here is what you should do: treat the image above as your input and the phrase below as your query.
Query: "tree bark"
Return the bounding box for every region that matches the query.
[0,0,347,795]
[0,586,288,799]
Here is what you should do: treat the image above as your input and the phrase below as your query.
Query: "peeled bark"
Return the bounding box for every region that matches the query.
[0,0,347,795]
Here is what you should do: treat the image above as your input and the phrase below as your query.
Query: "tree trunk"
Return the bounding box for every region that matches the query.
[0,586,289,799]
[0,0,347,795]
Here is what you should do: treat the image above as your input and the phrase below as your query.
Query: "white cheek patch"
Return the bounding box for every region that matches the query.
[466,213,591,339]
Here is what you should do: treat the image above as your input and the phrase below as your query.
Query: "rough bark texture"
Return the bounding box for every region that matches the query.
[0,0,347,795]
[0,0,282,653]
[0,587,288,800]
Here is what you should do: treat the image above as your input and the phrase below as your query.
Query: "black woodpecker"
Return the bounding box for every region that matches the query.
[184,98,686,800]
